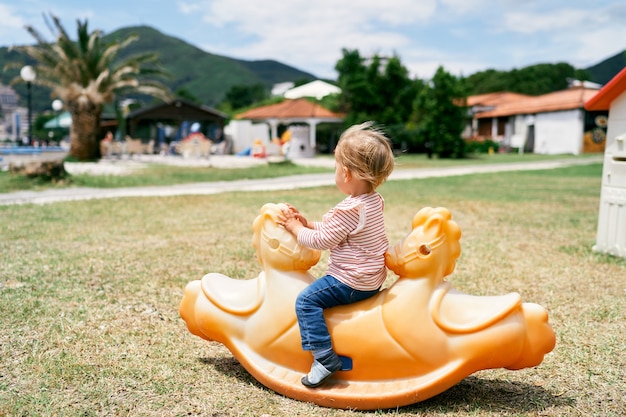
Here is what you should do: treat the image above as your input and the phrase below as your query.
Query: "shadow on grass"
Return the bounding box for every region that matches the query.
[200,356,574,413]
[199,356,259,384]
[405,376,575,414]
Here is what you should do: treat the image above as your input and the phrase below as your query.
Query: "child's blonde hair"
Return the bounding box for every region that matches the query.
[334,121,395,192]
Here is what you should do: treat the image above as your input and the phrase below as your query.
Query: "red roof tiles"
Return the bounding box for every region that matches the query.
[473,87,599,119]
[467,92,532,107]
[235,98,344,120]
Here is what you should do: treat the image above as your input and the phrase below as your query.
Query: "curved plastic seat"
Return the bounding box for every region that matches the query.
[180,204,556,410]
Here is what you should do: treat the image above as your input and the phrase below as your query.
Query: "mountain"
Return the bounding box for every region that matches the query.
[0,25,316,112]
[105,26,316,106]
[584,50,626,85]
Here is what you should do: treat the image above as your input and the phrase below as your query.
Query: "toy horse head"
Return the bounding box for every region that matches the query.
[385,207,461,279]
[252,203,321,272]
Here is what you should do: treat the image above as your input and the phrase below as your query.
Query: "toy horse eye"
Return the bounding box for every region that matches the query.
[268,238,280,249]
[418,244,431,256]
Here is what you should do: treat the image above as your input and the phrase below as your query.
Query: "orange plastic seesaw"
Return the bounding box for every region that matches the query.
[179,204,556,410]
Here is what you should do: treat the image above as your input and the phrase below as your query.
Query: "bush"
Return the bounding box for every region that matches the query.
[384,124,425,153]
[465,138,499,154]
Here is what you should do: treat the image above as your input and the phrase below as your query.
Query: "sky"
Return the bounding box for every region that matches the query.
[1,0,625,81]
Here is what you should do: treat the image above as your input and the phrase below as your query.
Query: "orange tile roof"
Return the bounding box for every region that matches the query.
[475,87,600,119]
[235,98,344,120]
[467,92,532,107]
[585,67,626,111]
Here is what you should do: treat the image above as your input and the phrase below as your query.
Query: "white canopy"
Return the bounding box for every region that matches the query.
[284,80,341,100]
[43,111,72,128]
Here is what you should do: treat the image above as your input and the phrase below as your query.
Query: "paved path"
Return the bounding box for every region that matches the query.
[0,157,602,206]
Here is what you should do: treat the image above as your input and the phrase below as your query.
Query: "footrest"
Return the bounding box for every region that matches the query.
[339,355,352,371]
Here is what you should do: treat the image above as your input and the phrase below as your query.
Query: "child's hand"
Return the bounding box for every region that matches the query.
[278,206,307,235]
[281,204,309,229]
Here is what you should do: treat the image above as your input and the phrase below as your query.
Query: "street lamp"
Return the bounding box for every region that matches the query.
[20,65,36,146]
[52,99,63,113]
[51,99,63,145]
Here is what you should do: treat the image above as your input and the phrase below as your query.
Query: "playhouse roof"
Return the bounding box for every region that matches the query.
[585,67,626,111]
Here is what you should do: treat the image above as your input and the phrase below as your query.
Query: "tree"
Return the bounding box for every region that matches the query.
[465,62,589,96]
[379,56,421,125]
[335,49,375,126]
[335,49,420,128]
[413,67,467,158]
[175,87,202,105]
[8,14,171,160]
[220,83,268,111]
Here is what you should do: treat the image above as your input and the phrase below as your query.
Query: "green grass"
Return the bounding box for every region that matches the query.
[0,160,332,193]
[0,152,599,193]
[1,159,623,417]
[392,151,598,169]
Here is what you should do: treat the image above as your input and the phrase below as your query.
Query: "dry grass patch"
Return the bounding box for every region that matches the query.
[1,163,624,416]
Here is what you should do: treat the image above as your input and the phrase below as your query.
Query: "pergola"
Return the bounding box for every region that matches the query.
[127,99,228,140]
[235,98,344,148]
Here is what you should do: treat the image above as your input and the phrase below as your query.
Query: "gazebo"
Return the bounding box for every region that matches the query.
[235,98,344,149]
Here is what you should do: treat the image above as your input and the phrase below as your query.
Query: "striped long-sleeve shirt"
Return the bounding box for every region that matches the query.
[297,192,388,291]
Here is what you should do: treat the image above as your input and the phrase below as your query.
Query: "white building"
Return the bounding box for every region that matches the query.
[470,86,606,154]
[0,83,23,141]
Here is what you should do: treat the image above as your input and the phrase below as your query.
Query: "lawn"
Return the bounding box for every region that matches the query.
[0,152,600,193]
[1,161,624,416]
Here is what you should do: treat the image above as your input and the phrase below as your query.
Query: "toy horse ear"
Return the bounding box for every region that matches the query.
[423,214,443,236]
[412,207,434,229]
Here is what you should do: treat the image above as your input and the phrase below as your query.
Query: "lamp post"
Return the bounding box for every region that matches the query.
[20,65,36,146]
[51,99,63,144]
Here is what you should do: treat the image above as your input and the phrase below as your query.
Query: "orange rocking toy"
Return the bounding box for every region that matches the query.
[179,204,556,410]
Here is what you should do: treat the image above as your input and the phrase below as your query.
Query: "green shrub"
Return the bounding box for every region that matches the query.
[465,138,500,154]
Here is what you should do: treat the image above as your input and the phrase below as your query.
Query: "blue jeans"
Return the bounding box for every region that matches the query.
[295,274,380,351]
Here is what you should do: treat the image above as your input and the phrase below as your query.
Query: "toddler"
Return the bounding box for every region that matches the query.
[278,121,395,387]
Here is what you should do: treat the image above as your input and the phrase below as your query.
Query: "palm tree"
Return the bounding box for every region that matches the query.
[9,14,172,161]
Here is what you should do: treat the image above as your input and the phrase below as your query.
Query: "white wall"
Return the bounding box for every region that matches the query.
[509,115,530,149]
[224,120,270,153]
[605,90,626,149]
[595,89,626,259]
[534,109,584,155]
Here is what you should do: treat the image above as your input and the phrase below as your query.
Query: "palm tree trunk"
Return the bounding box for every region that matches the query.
[68,108,102,161]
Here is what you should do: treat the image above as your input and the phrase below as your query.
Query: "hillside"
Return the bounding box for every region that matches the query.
[105,26,316,106]
[0,25,316,112]
[585,50,626,85]
[464,50,626,96]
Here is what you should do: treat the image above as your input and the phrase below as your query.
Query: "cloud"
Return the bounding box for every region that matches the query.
[177,1,202,14]
[572,26,626,67]
[3,0,623,81]
[180,0,441,77]
[440,0,490,15]
[200,0,438,28]
[497,3,626,68]
[503,8,588,34]
[0,3,28,46]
